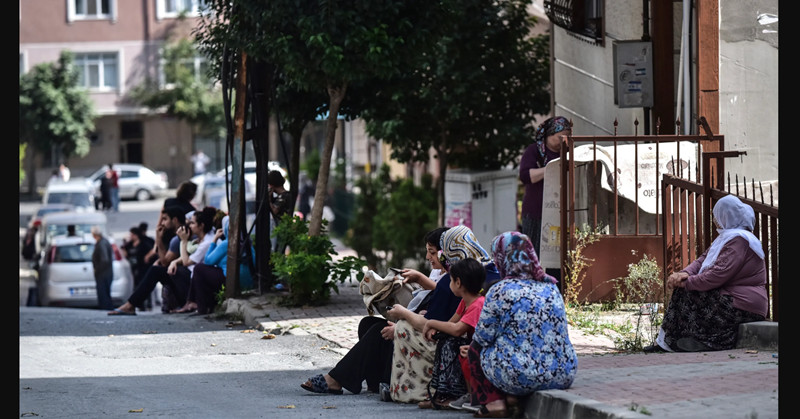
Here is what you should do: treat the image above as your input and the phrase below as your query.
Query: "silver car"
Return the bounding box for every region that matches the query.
[88,163,169,202]
[36,234,134,308]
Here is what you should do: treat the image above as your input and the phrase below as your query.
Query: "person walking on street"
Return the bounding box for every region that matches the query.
[91,226,115,310]
[107,164,120,212]
[191,150,211,176]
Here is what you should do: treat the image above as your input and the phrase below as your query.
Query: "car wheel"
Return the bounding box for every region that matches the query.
[135,189,152,201]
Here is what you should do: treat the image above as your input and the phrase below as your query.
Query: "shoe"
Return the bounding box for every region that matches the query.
[300,374,343,395]
[643,344,666,353]
[462,402,482,413]
[379,382,392,402]
[107,308,136,316]
[473,405,510,418]
[676,337,711,352]
[449,394,471,410]
[418,399,433,409]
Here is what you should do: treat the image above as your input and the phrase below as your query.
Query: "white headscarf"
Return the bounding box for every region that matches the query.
[699,195,764,273]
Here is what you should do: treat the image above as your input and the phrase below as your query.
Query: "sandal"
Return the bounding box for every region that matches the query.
[300,374,343,395]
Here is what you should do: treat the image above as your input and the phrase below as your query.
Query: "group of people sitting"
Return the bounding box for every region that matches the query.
[299,194,768,418]
[108,180,256,316]
[301,225,578,418]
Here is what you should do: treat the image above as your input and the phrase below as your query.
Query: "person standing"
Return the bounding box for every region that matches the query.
[519,116,571,280]
[191,150,211,176]
[59,163,70,182]
[267,170,292,253]
[107,164,120,212]
[91,226,115,310]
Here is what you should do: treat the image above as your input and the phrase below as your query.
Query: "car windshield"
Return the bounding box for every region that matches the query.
[46,192,92,207]
[53,243,94,263]
[45,224,97,239]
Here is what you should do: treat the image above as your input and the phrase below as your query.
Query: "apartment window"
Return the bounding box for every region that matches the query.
[74,52,119,90]
[67,0,117,22]
[159,53,210,87]
[156,0,208,20]
[544,0,604,44]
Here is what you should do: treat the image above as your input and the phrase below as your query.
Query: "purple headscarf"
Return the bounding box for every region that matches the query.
[491,231,556,284]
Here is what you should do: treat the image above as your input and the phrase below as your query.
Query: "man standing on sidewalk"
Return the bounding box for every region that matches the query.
[91,226,114,310]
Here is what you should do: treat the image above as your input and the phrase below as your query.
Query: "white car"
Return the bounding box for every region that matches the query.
[36,234,134,308]
[34,211,110,269]
[88,163,169,202]
[42,180,97,211]
[195,161,289,191]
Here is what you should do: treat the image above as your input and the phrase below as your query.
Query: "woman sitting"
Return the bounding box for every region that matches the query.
[467,231,577,418]
[300,227,450,396]
[386,225,500,405]
[645,194,768,353]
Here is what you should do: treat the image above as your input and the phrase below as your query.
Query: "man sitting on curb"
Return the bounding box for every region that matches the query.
[108,206,187,315]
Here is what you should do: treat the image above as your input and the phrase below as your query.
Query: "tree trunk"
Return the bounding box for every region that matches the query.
[225,51,248,299]
[435,129,449,226]
[308,82,347,236]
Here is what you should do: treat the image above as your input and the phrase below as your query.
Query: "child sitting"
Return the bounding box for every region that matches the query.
[419,258,486,410]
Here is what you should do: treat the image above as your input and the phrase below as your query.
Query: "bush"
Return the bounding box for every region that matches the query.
[271,215,366,306]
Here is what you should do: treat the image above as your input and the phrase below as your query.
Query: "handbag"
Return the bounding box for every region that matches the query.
[359,269,415,322]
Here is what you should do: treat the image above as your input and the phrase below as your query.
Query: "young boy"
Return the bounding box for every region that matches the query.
[421,258,486,409]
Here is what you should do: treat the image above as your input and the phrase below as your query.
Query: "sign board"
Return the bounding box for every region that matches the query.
[613,41,654,108]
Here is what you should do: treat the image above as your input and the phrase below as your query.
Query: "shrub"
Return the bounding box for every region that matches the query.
[271,215,366,306]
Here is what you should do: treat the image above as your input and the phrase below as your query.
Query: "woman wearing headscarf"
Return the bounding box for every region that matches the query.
[518,116,572,257]
[645,195,767,353]
[467,231,577,418]
[386,225,501,406]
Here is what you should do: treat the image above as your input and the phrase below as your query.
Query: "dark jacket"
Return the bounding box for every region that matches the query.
[92,236,114,279]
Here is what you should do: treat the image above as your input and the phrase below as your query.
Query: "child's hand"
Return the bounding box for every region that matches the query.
[459,344,470,358]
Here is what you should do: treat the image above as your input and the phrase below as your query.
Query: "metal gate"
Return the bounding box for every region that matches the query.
[557,118,778,321]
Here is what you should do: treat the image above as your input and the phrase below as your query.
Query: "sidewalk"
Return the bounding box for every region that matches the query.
[226,240,780,419]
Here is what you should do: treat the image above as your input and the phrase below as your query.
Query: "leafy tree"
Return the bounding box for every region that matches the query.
[128,38,226,140]
[361,0,551,224]
[197,0,454,236]
[19,50,95,195]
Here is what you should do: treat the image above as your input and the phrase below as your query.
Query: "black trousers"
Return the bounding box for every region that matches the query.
[328,316,393,394]
[128,264,191,309]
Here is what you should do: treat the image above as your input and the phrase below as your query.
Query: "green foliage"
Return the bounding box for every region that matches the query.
[611,252,666,351]
[19,50,95,159]
[271,215,366,306]
[302,148,322,183]
[19,144,26,186]
[128,39,226,139]
[346,165,437,273]
[563,224,604,307]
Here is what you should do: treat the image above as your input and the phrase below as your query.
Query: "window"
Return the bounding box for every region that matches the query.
[73,52,119,90]
[67,0,116,22]
[159,53,210,87]
[156,0,208,20]
[120,120,143,139]
[544,0,604,44]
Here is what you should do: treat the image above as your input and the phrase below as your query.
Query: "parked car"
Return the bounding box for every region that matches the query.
[36,233,133,308]
[27,203,76,230]
[42,180,97,211]
[197,161,289,191]
[34,211,110,270]
[87,163,168,202]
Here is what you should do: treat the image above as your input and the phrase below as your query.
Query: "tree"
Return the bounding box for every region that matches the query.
[361,0,551,224]
[128,38,226,141]
[19,51,95,195]
[197,0,454,236]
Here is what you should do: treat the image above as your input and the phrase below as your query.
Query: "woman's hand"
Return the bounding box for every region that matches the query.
[167,259,179,275]
[400,268,424,285]
[423,320,437,341]
[459,344,470,358]
[214,228,225,242]
[386,304,407,321]
[380,321,396,340]
[177,225,190,241]
[667,271,689,289]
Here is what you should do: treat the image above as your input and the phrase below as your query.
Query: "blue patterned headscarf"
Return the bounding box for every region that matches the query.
[534,116,571,167]
[491,231,556,284]
[440,225,491,271]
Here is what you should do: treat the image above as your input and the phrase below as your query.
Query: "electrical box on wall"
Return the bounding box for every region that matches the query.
[613,41,654,108]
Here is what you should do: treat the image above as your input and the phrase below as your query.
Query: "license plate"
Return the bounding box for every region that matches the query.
[69,287,96,296]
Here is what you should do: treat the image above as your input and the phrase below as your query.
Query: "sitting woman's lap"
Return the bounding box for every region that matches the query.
[389,319,436,403]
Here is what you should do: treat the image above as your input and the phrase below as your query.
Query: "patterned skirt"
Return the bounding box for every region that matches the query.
[389,320,436,403]
[661,288,765,351]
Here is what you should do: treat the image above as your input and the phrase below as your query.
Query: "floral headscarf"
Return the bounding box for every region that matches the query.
[440,225,491,271]
[534,116,571,168]
[491,231,556,284]
[699,195,764,273]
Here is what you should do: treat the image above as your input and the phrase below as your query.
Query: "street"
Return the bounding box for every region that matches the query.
[18,197,470,418]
